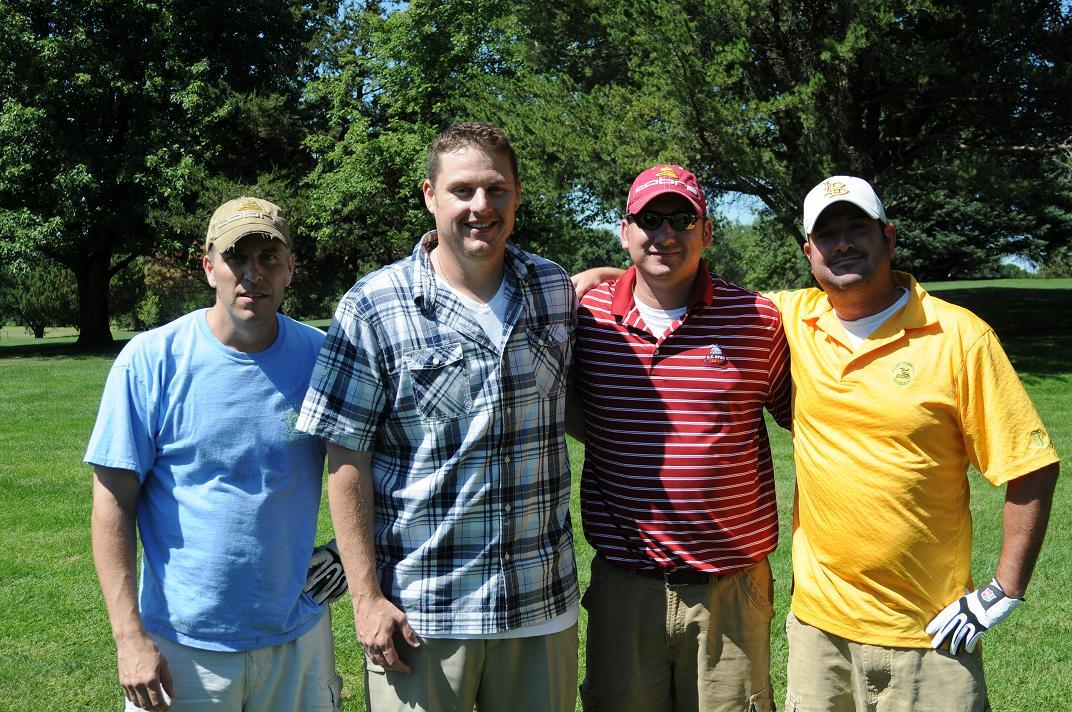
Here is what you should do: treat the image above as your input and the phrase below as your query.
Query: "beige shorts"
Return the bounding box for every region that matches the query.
[580,555,776,712]
[364,624,578,712]
[785,611,990,712]
[126,611,341,711]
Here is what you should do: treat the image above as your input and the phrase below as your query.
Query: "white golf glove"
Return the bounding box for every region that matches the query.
[925,578,1023,654]
[304,538,348,605]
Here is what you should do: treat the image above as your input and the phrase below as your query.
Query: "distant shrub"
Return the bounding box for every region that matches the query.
[0,260,79,338]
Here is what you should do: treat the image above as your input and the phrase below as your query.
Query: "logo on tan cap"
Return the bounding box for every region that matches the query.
[206,196,291,253]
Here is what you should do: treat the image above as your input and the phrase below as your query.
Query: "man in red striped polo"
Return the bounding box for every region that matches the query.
[571,164,792,712]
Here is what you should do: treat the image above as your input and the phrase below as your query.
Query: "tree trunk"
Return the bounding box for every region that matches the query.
[74,252,114,346]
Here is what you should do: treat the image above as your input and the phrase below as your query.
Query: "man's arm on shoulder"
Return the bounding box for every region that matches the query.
[92,466,174,711]
[571,266,624,300]
[996,461,1059,598]
[765,307,793,431]
[327,443,420,673]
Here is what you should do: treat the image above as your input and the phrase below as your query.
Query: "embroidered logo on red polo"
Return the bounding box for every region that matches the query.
[704,343,727,367]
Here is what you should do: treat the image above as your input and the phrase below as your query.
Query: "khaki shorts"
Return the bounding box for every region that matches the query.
[364,624,578,712]
[785,611,990,712]
[126,611,342,711]
[580,555,776,712]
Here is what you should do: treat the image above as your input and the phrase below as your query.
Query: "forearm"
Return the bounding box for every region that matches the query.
[565,388,586,442]
[325,444,383,602]
[994,462,1059,598]
[91,469,147,643]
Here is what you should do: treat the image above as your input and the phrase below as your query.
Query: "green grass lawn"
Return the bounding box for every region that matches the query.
[0,278,1068,710]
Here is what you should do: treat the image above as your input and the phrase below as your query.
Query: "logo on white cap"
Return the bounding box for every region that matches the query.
[802,175,886,235]
[822,180,850,198]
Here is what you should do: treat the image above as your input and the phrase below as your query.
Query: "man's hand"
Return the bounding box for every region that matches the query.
[116,632,174,711]
[355,594,421,673]
[925,578,1024,654]
[305,538,349,605]
[571,267,624,299]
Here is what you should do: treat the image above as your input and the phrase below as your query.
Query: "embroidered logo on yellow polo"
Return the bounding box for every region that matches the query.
[892,361,915,387]
[1029,429,1050,449]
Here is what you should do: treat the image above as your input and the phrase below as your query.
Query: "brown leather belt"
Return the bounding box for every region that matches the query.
[607,556,719,586]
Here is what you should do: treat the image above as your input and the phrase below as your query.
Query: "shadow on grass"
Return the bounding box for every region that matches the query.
[0,339,129,360]
[931,288,1071,377]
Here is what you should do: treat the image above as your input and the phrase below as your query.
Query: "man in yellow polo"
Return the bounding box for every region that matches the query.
[766,176,1059,710]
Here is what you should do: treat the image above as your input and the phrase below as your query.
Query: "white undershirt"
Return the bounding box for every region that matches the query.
[835,288,909,348]
[426,607,580,640]
[633,293,688,338]
[437,275,509,350]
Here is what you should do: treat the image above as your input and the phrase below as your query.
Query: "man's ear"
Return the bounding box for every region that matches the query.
[619,219,630,250]
[203,253,216,288]
[884,222,897,254]
[802,237,812,258]
[284,252,296,288]
[422,179,436,213]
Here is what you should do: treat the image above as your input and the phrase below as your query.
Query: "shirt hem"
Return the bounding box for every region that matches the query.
[142,609,326,653]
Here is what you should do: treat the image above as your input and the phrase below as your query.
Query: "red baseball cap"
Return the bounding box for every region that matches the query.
[626,164,707,216]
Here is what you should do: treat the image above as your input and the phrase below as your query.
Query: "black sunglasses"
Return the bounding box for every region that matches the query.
[627,211,699,231]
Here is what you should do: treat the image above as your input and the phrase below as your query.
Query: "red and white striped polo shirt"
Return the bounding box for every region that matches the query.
[575,266,791,574]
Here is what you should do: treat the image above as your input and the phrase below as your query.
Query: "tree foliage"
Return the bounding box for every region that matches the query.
[0,259,79,338]
[469,0,1072,279]
[0,0,327,344]
[3,0,1071,339]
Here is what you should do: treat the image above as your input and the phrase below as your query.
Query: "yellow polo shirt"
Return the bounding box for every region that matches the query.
[768,273,1059,647]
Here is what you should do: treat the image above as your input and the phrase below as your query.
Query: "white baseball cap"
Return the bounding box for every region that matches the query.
[802,176,886,235]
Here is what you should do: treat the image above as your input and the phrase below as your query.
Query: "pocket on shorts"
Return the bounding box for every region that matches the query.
[579,676,603,711]
[403,343,472,420]
[738,560,775,619]
[580,556,610,611]
[527,323,569,397]
[748,686,775,712]
[327,673,343,712]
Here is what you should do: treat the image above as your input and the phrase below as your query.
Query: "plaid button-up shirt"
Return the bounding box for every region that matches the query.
[296,232,578,636]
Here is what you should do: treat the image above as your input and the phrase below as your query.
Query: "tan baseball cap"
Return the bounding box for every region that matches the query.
[205,196,291,253]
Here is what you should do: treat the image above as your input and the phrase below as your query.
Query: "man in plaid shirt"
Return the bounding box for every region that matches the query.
[297,123,579,711]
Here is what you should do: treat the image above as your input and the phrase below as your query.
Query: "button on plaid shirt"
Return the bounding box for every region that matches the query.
[296,233,579,636]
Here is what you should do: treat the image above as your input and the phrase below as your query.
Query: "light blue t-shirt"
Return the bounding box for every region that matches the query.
[85,310,327,651]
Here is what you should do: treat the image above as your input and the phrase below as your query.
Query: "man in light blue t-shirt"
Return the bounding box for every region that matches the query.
[86,197,346,711]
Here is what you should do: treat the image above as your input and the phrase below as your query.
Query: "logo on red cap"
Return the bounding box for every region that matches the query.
[627,164,707,215]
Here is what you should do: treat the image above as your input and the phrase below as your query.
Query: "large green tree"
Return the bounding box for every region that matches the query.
[0,0,327,345]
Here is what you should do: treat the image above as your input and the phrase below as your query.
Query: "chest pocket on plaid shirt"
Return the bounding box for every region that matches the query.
[527,323,570,397]
[403,343,473,421]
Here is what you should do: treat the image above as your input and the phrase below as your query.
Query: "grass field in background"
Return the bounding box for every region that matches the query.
[0,278,1068,710]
